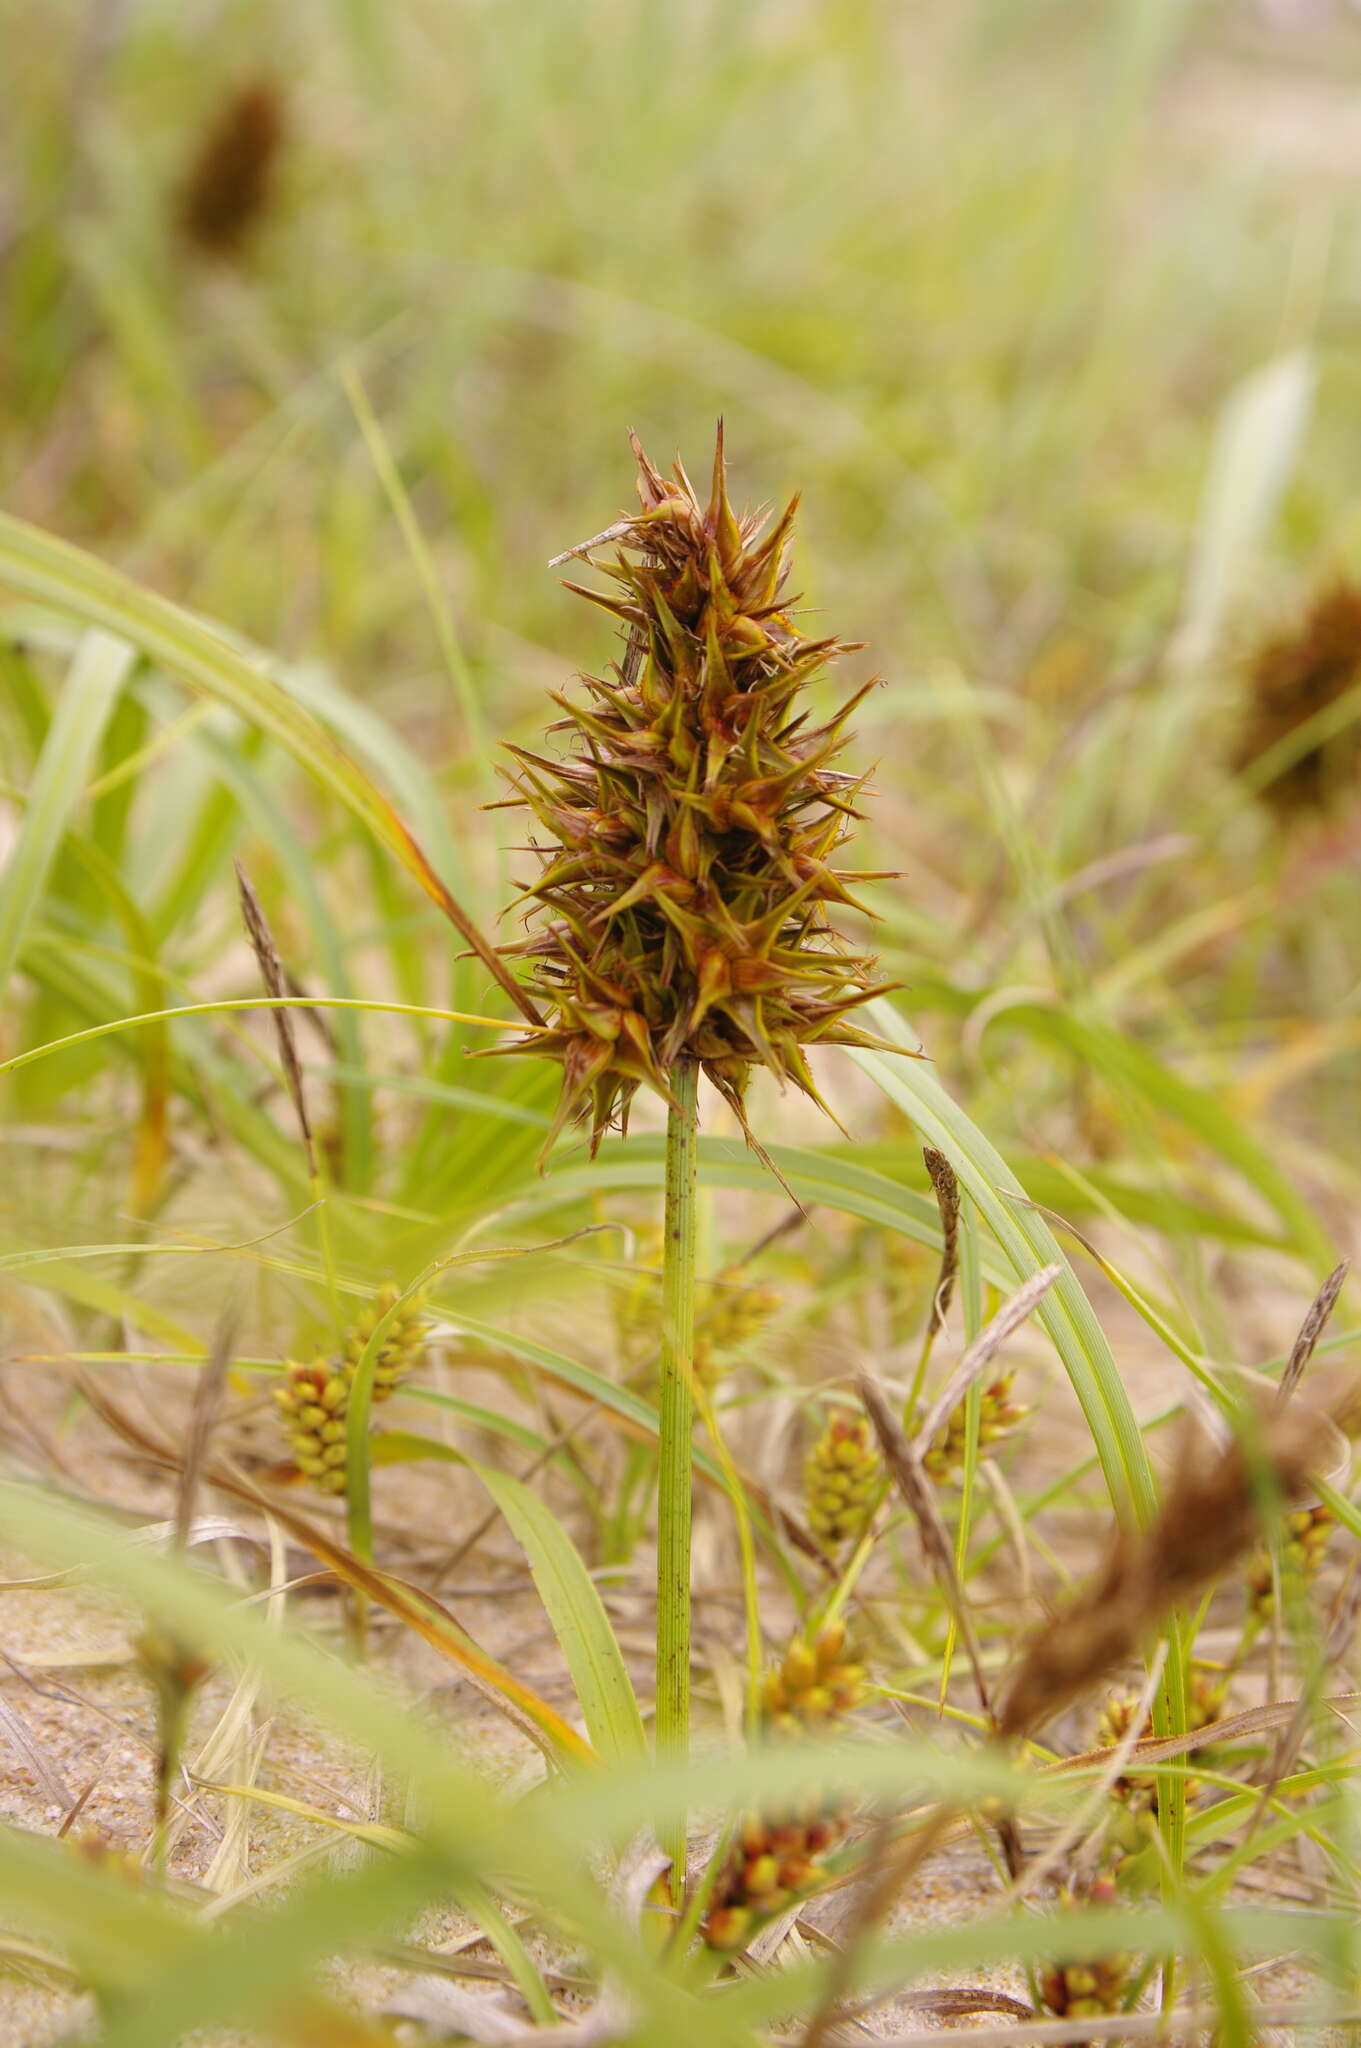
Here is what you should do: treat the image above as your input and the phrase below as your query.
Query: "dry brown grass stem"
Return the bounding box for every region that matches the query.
[235,861,315,1174]
[1277,1258,1349,1407]
[915,1264,1060,1451]
[857,1374,992,1717]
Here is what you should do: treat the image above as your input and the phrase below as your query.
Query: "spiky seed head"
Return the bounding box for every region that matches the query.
[491,427,895,1158]
[804,1410,881,1547]
[1236,580,1361,818]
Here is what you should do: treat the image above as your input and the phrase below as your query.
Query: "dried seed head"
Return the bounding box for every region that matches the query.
[178,78,287,257]
[492,427,895,1157]
[1236,579,1361,818]
[804,1410,881,1547]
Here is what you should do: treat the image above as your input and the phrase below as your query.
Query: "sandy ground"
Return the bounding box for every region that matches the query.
[1,1209,1356,2047]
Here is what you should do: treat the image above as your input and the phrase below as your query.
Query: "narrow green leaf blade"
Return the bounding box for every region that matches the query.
[0,629,131,991]
[470,1459,647,1765]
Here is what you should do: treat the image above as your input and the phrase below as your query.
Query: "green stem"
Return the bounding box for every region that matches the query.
[656,1059,699,1893]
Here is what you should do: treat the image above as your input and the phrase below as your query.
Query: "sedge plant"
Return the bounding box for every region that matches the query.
[490,427,897,1881]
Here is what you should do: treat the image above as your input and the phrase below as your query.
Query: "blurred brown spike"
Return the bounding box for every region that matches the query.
[1000,1399,1333,1738]
[1236,579,1361,817]
[1278,1259,1349,1407]
[923,1146,961,1335]
[178,77,286,257]
[235,859,315,1173]
[173,1301,239,1555]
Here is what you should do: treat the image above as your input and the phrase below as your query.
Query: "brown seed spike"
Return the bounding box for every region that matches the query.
[1236,579,1361,817]
[178,78,287,258]
[490,429,901,1160]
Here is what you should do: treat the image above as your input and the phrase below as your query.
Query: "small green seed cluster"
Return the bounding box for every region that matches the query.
[1246,1503,1333,1623]
[1038,1876,1130,2022]
[696,1266,781,1383]
[1095,1672,1226,1814]
[274,1284,426,1496]
[342,1283,427,1398]
[921,1373,1028,1483]
[760,1618,866,1735]
[614,1235,779,1387]
[804,1411,881,1547]
[704,1809,847,1952]
[704,1622,865,1950]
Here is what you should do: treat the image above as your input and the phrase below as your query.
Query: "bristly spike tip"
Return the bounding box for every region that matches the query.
[490,427,903,1160]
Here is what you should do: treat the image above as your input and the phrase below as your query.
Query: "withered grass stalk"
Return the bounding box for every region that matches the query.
[1000,1400,1334,1738]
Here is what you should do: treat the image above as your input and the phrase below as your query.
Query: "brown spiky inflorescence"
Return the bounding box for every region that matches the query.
[921,1372,1029,1484]
[1001,1401,1331,1738]
[178,77,287,257]
[805,1411,882,1547]
[704,1621,866,1950]
[490,428,895,1159]
[1235,580,1361,817]
[274,1284,427,1496]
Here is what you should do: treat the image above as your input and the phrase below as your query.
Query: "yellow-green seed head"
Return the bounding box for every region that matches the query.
[760,1621,865,1732]
[1246,1503,1333,1622]
[922,1373,1029,1483]
[694,1266,780,1383]
[343,1282,427,1404]
[804,1411,881,1546]
[1039,1877,1130,2019]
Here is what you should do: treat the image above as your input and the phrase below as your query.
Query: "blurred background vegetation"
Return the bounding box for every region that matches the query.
[4,0,1360,1316]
